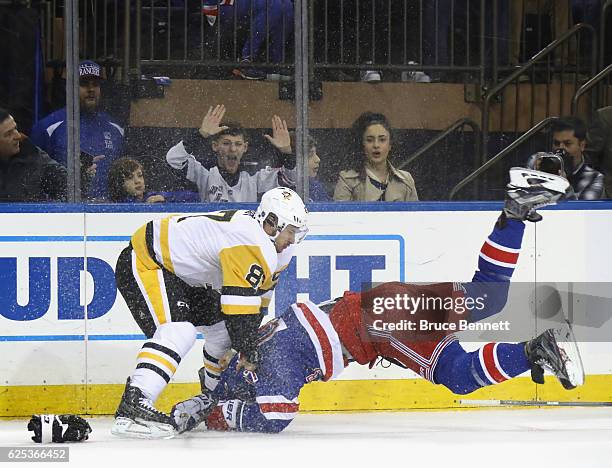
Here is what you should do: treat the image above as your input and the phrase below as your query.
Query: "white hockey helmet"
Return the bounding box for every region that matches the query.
[255,187,309,243]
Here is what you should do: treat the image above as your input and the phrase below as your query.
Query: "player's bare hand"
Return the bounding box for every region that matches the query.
[199,104,229,138]
[146,194,166,203]
[263,115,291,154]
[235,354,257,372]
[219,349,237,370]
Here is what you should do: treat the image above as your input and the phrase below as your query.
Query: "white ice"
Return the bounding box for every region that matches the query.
[2,409,612,468]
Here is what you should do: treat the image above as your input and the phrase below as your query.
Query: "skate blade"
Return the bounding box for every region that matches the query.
[111,417,176,439]
[554,321,585,388]
[508,167,569,194]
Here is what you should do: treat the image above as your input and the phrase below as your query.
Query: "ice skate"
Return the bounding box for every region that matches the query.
[504,167,570,222]
[171,391,218,433]
[111,378,176,439]
[525,321,585,390]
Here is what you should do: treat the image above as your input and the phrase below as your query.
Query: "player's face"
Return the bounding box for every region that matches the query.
[362,124,390,166]
[0,116,21,158]
[308,147,320,178]
[79,78,101,113]
[552,130,585,167]
[213,135,248,175]
[273,225,299,253]
[123,169,146,199]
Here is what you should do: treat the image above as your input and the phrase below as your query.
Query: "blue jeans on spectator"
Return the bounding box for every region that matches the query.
[423,0,509,70]
[221,0,294,63]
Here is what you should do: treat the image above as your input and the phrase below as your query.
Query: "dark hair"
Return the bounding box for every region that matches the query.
[212,121,247,142]
[288,131,317,152]
[551,116,587,141]
[107,157,143,202]
[0,108,10,124]
[344,112,392,172]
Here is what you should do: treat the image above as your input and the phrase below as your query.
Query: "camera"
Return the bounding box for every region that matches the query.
[533,152,564,175]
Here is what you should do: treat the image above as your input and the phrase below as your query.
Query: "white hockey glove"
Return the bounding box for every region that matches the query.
[171,393,218,434]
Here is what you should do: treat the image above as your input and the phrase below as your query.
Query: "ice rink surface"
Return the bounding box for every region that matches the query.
[2,409,612,468]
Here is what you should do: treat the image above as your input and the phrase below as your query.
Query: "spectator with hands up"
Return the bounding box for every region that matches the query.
[166,104,295,202]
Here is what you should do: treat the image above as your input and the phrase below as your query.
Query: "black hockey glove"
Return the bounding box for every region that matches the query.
[28,415,92,443]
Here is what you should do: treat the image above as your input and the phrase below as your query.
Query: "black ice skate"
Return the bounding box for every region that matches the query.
[525,322,585,390]
[111,378,176,439]
[171,391,219,433]
[503,167,570,222]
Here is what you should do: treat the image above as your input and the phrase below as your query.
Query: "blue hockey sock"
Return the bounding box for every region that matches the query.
[434,340,529,394]
[476,218,525,280]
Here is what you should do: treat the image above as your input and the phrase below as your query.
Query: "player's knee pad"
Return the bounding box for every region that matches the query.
[201,321,231,358]
[153,322,197,356]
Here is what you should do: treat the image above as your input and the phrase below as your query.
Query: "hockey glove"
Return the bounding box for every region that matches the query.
[171,393,218,433]
[28,414,92,443]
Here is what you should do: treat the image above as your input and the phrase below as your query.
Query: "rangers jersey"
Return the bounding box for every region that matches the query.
[209,300,345,433]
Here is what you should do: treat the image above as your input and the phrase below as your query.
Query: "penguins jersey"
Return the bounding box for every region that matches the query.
[130,209,292,315]
[166,141,284,202]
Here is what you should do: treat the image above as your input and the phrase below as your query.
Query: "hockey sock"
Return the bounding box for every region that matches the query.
[131,322,197,402]
[475,218,524,281]
[200,321,232,392]
[466,218,525,322]
[434,340,530,394]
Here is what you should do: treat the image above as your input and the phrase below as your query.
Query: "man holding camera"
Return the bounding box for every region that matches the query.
[528,116,605,200]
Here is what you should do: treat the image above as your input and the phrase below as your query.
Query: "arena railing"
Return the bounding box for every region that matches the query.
[397,118,481,201]
[480,23,597,169]
[449,117,559,201]
[571,63,612,118]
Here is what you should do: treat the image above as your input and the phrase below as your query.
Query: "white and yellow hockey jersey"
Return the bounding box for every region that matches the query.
[130,209,294,315]
[166,141,285,202]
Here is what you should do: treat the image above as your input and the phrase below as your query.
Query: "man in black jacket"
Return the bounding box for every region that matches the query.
[0,108,93,202]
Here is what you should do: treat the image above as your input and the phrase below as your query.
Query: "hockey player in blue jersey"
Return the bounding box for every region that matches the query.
[170,168,585,435]
[30,60,124,199]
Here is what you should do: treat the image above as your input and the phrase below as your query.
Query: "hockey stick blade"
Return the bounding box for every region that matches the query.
[459,399,612,407]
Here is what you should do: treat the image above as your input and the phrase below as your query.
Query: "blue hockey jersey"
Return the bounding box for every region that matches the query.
[211,300,345,433]
[30,108,124,198]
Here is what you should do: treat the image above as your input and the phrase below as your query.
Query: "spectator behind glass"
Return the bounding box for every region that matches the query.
[333,112,418,202]
[585,106,612,198]
[166,104,296,202]
[526,116,605,200]
[220,0,294,80]
[107,157,199,203]
[279,133,332,202]
[30,60,124,199]
[0,108,93,202]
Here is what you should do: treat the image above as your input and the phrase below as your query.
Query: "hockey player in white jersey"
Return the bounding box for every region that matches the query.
[111,187,308,438]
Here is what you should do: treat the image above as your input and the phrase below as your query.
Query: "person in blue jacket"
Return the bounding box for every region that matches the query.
[30,60,124,199]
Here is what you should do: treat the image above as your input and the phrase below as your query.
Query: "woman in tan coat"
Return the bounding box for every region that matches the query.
[333,112,418,201]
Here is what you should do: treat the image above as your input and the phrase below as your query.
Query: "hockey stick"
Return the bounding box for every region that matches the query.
[459,399,612,407]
